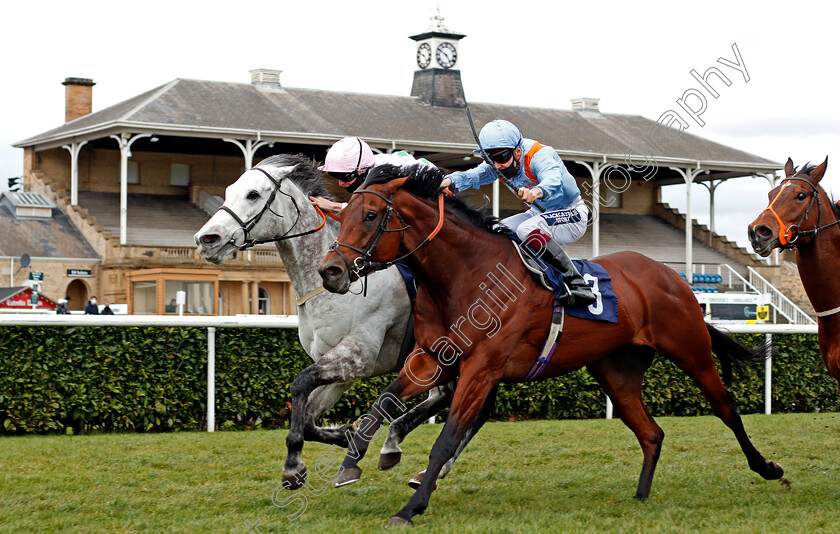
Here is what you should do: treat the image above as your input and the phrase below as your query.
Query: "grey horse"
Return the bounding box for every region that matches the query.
[194,154,451,488]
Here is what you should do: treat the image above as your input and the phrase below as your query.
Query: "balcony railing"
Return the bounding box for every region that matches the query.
[121,245,283,265]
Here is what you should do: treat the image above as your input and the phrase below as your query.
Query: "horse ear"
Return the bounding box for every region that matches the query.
[810,157,828,183]
[379,176,411,197]
[784,158,794,177]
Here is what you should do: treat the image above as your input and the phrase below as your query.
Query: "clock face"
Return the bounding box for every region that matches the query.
[416,42,432,69]
[435,42,457,69]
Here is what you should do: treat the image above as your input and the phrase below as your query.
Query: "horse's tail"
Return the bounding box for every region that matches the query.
[706,323,772,386]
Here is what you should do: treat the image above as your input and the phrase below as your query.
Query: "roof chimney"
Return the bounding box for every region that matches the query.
[250,68,285,93]
[62,77,95,123]
[571,97,601,118]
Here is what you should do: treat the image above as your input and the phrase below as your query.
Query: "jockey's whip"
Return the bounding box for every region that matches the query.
[464,104,547,213]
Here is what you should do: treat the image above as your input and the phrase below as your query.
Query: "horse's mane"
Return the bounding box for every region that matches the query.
[363,163,505,234]
[794,163,818,177]
[256,154,333,200]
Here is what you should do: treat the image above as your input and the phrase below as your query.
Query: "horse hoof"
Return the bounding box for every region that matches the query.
[335,466,362,487]
[766,461,784,480]
[386,516,414,527]
[379,451,402,471]
[407,471,437,491]
[282,467,308,490]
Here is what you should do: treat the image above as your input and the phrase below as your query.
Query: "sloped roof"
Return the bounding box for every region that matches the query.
[15,78,779,171]
[0,196,99,259]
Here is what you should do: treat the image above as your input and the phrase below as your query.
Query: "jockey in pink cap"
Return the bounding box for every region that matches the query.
[312,137,435,213]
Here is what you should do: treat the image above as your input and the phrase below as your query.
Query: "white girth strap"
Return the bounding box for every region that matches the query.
[816,304,840,318]
[296,286,326,307]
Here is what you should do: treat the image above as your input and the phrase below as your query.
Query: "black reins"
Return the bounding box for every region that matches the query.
[216,166,327,250]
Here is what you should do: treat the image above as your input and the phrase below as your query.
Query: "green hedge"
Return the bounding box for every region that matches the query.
[0,327,837,434]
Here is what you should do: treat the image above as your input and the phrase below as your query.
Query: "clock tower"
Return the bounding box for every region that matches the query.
[409,10,466,108]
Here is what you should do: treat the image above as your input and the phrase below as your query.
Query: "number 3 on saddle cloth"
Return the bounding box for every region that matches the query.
[506,230,617,322]
[506,232,618,380]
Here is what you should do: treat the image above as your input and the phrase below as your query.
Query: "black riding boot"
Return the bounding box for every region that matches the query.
[540,238,597,307]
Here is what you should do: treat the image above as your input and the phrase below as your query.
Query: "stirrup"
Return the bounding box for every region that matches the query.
[563,283,596,307]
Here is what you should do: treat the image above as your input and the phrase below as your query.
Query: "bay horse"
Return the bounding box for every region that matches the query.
[194,154,452,489]
[749,157,840,382]
[318,163,784,527]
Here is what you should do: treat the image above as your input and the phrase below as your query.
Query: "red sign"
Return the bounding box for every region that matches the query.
[0,288,57,309]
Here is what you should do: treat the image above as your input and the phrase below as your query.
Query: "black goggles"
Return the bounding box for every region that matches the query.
[329,171,359,183]
[488,148,515,164]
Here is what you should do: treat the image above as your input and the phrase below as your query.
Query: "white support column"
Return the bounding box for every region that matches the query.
[61,140,87,206]
[696,179,720,246]
[670,165,703,277]
[223,138,270,169]
[578,161,604,258]
[110,133,152,245]
[708,180,719,245]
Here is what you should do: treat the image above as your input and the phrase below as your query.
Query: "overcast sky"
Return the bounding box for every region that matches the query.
[2,0,838,249]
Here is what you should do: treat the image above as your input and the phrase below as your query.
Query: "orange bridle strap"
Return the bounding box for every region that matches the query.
[765,181,795,246]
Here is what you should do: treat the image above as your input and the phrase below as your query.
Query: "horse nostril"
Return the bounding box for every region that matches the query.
[754,225,772,239]
[325,266,342,279]
[201,234,220,245]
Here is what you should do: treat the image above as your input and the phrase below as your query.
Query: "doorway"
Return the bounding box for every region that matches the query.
[65,279,89,311]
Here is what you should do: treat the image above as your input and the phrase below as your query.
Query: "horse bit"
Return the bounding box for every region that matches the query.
[764,174,840,248]
[215,166,327,250]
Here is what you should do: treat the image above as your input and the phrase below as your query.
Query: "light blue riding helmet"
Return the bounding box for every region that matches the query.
[473,119,523,153]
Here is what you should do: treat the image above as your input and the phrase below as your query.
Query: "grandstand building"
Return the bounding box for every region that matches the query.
[3,14,812,321]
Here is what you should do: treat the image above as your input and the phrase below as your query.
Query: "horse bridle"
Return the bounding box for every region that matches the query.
[216,166,327,250]
[330,186,445,277]
[764,175,840,248]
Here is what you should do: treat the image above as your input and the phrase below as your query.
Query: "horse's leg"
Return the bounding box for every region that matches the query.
[302,381,355,445]
[407,383,497,490]
[659,331,784,481]
[335,361,454,487]
[379,381,455,470]
[387,372,500,527]
[283,338,371,490]
[587,347,663,500]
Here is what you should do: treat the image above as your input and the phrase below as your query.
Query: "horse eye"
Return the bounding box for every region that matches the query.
[246,190,260,200]
[796,192,807,201]
[364,211,377,221]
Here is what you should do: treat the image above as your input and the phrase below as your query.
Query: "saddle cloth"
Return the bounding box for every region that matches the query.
[394,261,417,302]
[508,234,618,323]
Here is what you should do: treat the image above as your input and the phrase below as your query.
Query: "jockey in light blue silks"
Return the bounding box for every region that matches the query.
[440,119,596,307]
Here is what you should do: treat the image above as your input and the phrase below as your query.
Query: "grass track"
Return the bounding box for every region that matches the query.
[2,413,840,533]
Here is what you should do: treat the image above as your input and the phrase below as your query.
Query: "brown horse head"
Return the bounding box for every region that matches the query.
[319,169,417,293]
[748,157,829,256]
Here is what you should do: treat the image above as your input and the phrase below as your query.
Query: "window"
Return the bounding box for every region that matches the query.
[170,163,190,186]
[602,188,623,208]
[165,280,214,314]
[127,160,140,184]
[128,268,220,315]
[258,287,270,315]
[132,281,157,314]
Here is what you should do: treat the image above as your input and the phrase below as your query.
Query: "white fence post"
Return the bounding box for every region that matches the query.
[208,327,216,432]
[765,333,772,415]
[606,398,613,419]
